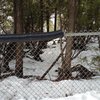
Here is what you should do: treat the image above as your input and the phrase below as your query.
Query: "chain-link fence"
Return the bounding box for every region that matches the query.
[0,32,100,100]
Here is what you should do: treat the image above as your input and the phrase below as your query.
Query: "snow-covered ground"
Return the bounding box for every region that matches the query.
[42,91,100,100]
[0,76,100,100]
[0,39,100,100]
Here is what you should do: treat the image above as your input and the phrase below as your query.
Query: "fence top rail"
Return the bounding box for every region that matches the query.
[64,32,100,37]
[0,30,64,42]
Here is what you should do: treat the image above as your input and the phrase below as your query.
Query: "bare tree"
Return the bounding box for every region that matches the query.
[59,0,77,80]
[14,0,23,77]
[40,0,44,32]
[54,8,57,31]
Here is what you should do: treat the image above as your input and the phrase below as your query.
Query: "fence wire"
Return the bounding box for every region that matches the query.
[0,32,100,100]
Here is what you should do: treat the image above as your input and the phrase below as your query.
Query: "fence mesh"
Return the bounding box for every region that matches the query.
[0,0,100,99]
[0,33,100,99]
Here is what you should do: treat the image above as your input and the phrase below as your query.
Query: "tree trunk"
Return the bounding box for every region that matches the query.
[94,6,100,48]
[46,0,50,32]
[14,0,23,77]
[98,36,100,49]
[40,0,44,32]
[46,10,49,32]
[61,0,77,80]
[54,8,57,31]
[39,0,48,49]
[76,0,81,32]
[59,13,64,67]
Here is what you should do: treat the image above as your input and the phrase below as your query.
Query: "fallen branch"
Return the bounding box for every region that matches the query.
[40,43,67,80]
[72,49,83,60]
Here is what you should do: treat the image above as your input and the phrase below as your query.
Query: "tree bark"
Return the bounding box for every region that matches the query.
[40,0,44,32]
[54,8,57,31]
[61,0,77,80]
[46,9,50,32]
[14,0,23,77]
